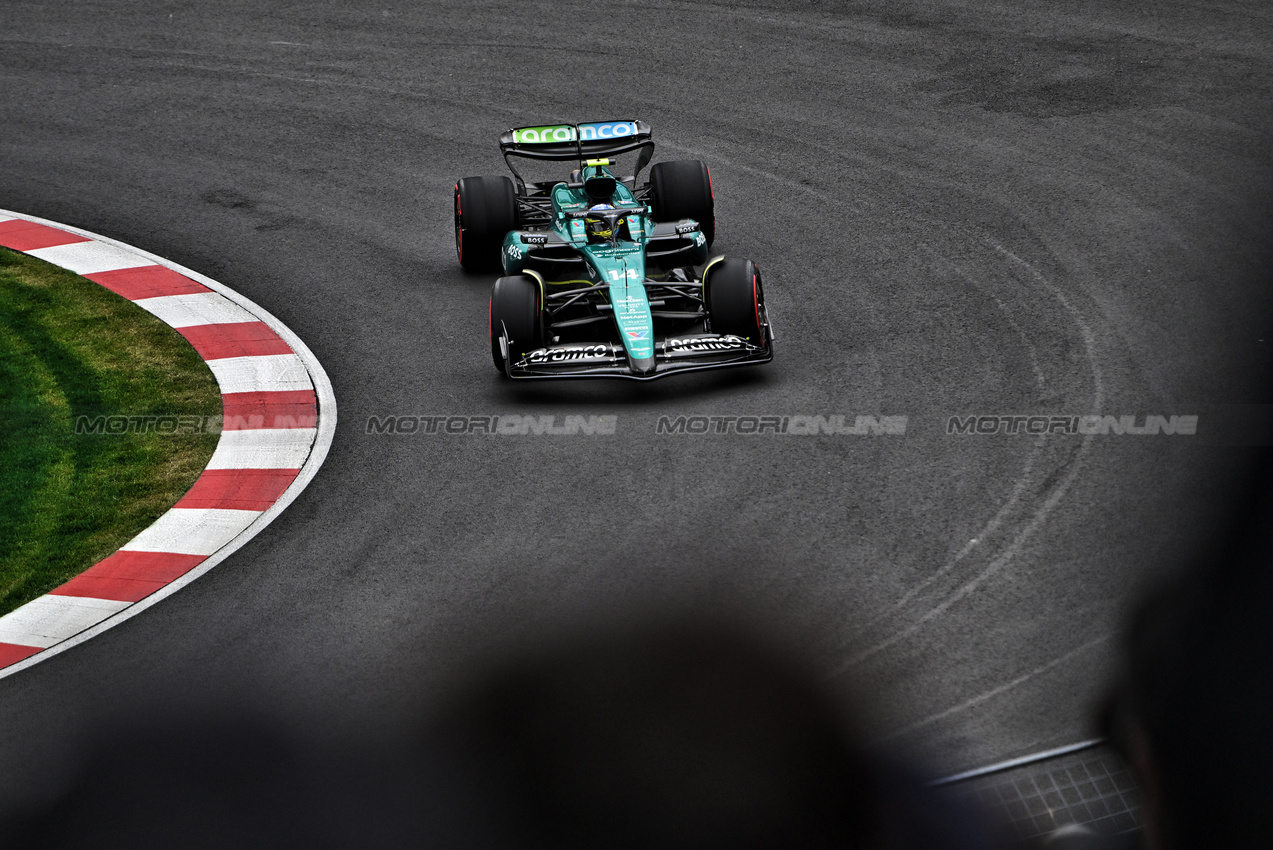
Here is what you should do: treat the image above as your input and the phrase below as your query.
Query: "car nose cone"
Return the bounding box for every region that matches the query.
[629,355,657,376]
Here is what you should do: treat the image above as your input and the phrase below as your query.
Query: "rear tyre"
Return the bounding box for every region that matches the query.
[705,257,764,344]
[489,274,544,374]
[456,176,517,273]
[649,160,715,247]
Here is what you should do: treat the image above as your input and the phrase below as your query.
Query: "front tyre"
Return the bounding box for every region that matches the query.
[456,176,517,273]
[649,160,715,248]
[704,257,764,344]
[489,274,544,374]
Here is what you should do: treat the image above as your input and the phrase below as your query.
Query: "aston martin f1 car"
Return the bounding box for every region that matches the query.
[453,120,773,380]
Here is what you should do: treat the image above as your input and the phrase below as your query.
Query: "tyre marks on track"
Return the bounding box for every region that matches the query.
[664,137,1107,693]
[832,239,1107,717]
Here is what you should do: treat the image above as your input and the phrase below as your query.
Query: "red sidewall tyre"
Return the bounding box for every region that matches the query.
[705,257,763,343]
[489,274,543,373]
[456,175,517,273]
[649,160,715,248]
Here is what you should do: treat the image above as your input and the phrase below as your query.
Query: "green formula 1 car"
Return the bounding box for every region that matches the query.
[453,120,773,380]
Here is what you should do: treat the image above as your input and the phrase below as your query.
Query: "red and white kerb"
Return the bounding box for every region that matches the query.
[0,212,331,674]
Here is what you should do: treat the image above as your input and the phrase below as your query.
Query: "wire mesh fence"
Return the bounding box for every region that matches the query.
[942,742,1142,847]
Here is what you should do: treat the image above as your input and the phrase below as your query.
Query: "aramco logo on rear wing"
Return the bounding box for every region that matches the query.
[512,122,639,144]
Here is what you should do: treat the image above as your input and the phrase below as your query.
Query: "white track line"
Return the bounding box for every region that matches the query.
[930,739,1106,786]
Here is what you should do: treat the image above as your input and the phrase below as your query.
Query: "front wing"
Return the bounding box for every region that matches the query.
[498,330,774,381]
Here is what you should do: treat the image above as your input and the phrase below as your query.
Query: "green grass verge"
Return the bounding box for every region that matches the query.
[0,246,221,618]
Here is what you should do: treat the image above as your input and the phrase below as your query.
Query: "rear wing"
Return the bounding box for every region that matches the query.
[499,120,655,189]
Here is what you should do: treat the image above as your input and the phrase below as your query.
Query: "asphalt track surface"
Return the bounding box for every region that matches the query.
[2,0,1271,817]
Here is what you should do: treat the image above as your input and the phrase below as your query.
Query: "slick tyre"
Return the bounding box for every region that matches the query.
[705,257,764,344]
[649,160,715,247]
[489,274,544,374]
[456,176,518,273]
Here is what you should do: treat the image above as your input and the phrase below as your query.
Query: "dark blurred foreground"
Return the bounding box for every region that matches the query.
[415,618,1001,850]
[1098,456,1273,850]
[4,614,1004,849]
[6,466,1272,848]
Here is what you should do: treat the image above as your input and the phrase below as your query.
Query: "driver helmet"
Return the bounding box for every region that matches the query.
[584,204,616,241]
